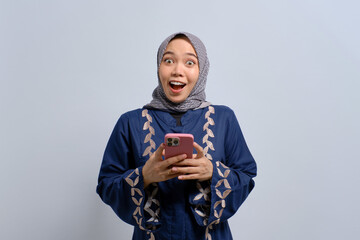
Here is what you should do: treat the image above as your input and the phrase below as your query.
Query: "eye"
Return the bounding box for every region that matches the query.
[186,60,195,66]
[164,58,174,64]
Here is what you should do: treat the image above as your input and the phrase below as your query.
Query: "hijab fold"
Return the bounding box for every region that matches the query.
[144,32,211,113]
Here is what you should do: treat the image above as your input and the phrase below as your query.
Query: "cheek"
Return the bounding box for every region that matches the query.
[189,70,199,84]
[159,77,168,91]
[158,67,168,86]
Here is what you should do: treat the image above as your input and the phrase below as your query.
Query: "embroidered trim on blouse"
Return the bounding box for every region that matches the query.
[193,106,232,240]
[193,106,215,226]
[142,109,159,240]
[123,109,159,240]
[142,109,156,157]
[203,106,215,161]
[125,168,145,230]
[213,161,231,219]
[144,183,160,223]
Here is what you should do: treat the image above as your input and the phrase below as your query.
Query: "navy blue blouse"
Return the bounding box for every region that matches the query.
[97,105,257,240]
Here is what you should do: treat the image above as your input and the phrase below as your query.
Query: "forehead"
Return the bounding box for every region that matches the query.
[164,37,197,55]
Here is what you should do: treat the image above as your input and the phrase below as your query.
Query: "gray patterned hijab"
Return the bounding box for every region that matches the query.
[144,32,211,113]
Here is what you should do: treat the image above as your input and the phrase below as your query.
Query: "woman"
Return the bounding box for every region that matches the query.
[96,32,257,240]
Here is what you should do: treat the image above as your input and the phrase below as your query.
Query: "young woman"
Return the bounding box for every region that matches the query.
[96,32,257,240]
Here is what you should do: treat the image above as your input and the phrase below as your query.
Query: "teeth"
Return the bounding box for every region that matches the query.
[170,81,185,86]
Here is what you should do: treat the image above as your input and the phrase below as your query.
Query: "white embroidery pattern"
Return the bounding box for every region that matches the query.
[144,183,160,223]
[196,106,232,240]
[124,109,158,240]
[213,161,231,219]
[193,106,215,224]
[203,106,215,161]
[194,181,211,202]
[204,160,232,240]
[125,168,145,230]
[142,109,156,157]
[142,109,158,239]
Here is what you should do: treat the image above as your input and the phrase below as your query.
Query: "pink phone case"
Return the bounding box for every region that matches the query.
[164,133,194,159]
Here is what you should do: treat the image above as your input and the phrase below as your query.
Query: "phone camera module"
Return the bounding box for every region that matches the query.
[166,137,179,146]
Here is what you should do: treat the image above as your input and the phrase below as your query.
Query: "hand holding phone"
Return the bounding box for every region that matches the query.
[164,133,194,160]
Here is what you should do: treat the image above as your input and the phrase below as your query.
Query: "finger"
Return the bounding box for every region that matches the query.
[173,159,197,167]
[163,154,187,167]
[165,173,182,181]
[153,143,165,160]
[164,169,182,180]
[171,166,198,174]
[167,167,181,175]
[178,173,200,180]
[193,142,205,158]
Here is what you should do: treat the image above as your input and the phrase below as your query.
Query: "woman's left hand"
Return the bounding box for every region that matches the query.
[171,142,213,181]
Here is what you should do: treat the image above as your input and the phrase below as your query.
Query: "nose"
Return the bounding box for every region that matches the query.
[171,63,184,77]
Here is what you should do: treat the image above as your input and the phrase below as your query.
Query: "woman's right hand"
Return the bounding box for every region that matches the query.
[142,143,187,188]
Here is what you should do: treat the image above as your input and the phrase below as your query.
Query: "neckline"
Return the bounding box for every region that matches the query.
[170,112,185,126]
[148,108,206,127]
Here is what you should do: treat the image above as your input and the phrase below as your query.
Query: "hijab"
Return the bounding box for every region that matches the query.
[144,32,211,113]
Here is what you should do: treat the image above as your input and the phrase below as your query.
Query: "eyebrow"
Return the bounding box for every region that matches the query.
[163,51,198,59]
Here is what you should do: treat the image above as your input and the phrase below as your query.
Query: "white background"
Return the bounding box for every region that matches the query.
[1,0,359,239]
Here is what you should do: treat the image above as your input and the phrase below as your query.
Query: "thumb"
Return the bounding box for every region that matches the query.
[193,142,205,158]
[153,143,165,160]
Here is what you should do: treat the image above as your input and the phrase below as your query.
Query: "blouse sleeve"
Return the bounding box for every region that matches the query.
[188,108,257,230]
[96,114,160,234]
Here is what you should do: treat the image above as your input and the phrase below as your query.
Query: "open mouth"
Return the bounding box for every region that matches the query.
[169,81,186,91]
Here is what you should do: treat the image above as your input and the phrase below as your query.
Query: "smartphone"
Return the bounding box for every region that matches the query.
[164,133,194,160]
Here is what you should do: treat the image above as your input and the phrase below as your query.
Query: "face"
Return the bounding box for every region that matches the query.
[159,37,200,104]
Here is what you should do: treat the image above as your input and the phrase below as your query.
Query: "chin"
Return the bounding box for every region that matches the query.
[170,99,184,104]
[167,96,186,104]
